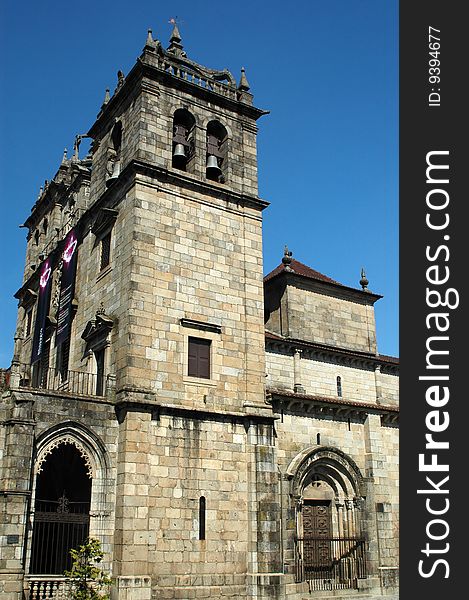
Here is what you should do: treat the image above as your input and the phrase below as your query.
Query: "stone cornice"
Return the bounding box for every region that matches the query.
[115,398,276,425]
[267,387,399,425]
[129,159,270,211]
[265,332,399,374]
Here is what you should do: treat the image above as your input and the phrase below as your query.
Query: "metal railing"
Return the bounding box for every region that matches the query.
[17,364,104,397]
[294,537,367,591]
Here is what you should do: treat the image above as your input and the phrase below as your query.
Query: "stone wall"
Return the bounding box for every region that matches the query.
[266,280,378,354]
[112,408,281,599]
[266,349,399,407]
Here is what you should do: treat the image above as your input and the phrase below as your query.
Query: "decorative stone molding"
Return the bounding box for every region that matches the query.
[36,436,93,478]
[91,207,118,238]
[180,317,222,334]
[81,312,114,354]
[286,446,365,500]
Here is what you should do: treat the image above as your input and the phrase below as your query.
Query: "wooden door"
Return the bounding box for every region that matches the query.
[303,500,332,574]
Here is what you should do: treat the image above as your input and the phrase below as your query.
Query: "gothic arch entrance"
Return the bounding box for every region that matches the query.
[30,443,92,574]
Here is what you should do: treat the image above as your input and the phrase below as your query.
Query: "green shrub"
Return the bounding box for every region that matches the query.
[64,538,111,600]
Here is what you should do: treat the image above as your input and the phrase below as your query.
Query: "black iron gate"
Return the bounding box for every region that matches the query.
[295,537,367,591]
[30,496,90,574]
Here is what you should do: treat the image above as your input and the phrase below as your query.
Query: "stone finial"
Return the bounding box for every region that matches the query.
[167,18,186,57]
[360,267,370,291]
[102,88,110,106]
[146,28,155,48]
[169,20,182,44]
[282,245,293,267]
[115,70,125,93]
[72,134,82,162]
[61,148,68,163]
[144,28,160,52]
[238,67,250,92]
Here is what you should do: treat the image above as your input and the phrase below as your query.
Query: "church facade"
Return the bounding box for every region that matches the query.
[0,27,399,600]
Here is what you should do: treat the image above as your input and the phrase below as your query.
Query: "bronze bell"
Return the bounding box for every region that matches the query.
[206,154,221,178]
[173,143,187,159]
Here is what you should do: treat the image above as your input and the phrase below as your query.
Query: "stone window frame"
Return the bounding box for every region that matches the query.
[81,312,114,396]
[181,318,221,387]
[25,307,34,337]
[91,207,118,278]
[100,230,112,271]
[20,289,38,340]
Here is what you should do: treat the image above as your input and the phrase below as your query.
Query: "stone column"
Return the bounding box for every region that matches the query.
[293,349,305,393]
[0,393,35,600]
[112,404,152,600]
[9,330,24,389]
[336,501,345,538]
[246,421,284,599]
[353,497,364,536]
[345,499,355,537]
[362,413,385,593]
[374,365,382,404]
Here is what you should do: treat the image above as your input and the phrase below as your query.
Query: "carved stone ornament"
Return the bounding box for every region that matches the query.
[36,437,93,478]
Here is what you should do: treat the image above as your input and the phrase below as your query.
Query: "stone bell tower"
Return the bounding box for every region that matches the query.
[86,23,270,412]
[1,24,283,600]
[86,23,277,599]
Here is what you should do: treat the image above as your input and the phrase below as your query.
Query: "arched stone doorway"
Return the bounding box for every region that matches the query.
[30,442,92,574]
[286,446,367,591]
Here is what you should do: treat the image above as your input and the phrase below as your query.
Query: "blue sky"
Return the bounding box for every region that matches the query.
[0,0,398,365]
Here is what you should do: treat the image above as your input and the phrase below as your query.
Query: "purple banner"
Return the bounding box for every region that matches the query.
[31,258,53,364]
[56,229,79,346]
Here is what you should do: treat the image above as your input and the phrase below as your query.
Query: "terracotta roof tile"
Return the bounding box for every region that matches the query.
[267,387,399,413]
[264,258,343,285]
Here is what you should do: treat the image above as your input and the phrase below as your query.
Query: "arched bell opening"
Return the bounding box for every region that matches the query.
[29,443,92,574]
[172,109,196,172]
[206,120,228,183]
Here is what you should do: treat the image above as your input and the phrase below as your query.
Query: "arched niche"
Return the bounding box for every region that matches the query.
[172,108,196,172]
[206,120,228,183]
[286,446,366,539]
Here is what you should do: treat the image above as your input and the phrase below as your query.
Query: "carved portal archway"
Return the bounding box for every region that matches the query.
[286,446,367,588]
[30,442,92,574]
[28,423,110,575]
[287,446,365,538]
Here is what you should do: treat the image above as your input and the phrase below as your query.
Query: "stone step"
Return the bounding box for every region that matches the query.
[302,590,399,600]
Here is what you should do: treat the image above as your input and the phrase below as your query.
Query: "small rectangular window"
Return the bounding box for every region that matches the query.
[199,496,206,540]
[100,232,111,270]
[188,337,211,379]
